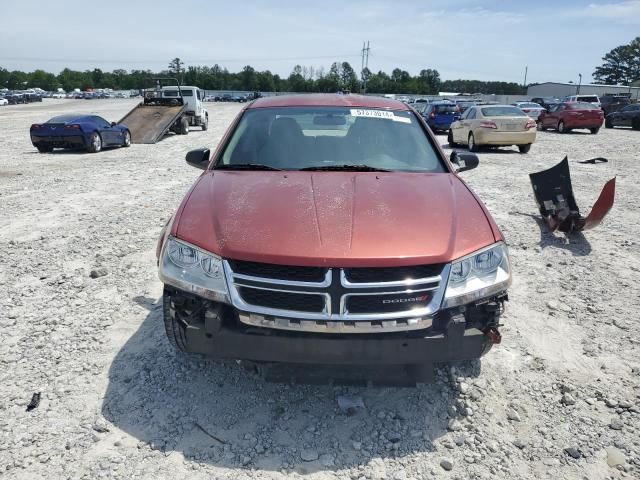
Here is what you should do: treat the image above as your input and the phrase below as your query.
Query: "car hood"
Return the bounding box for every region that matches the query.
[175,171,498,267]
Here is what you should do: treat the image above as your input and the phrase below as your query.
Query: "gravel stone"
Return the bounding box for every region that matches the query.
[564,447,581,459]
[606,447,625,467]
[300,449,319,462]
[440,458,454,471]
[609,418,624,430]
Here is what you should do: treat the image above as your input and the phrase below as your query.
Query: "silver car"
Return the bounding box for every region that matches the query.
[512,102,546,120]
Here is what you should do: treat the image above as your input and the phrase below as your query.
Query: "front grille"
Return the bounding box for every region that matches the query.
[238,287,324,313]
[347,292,432,314]
[228,260,326,282]
[344,264,443,283]
[225,260,448,333]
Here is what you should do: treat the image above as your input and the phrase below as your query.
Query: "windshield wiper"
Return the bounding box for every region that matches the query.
[299,164,391,172]
[214,163,282,171]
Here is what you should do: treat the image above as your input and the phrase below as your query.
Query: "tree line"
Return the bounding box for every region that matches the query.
[0,60,525,95]
[593,36,640,85]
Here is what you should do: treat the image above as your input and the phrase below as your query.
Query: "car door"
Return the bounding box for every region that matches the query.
[620,105,636,126]
[544,104,561,127]
[454,107,473,142]
[94,116,118,145]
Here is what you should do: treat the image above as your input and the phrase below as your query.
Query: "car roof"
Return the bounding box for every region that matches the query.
[46,114,92,123]
[248,93,410,110]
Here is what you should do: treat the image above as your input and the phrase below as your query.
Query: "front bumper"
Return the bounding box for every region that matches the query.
[164,286,504,366]
[474,129,536,145]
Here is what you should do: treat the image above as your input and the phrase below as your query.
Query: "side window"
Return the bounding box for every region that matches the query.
[92,116,109,127]
[466,108,475,120]
[197,90,201,100]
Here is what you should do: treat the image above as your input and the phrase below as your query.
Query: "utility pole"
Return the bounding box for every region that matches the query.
[577,73,582,94]
[523,65,528,90]
[361,41,370,93]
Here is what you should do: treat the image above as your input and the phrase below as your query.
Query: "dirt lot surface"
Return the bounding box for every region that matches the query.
[1,99,639,480]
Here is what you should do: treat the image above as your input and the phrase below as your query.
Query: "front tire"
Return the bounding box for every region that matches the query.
[36,145,52,153]
[122,130,131,147]
[87,132,102,153]
[518,144,531,153]
[633,118,640,131]
[536,121,547,131]
[163,290,189,353]
[558,121,569,133]
[468,132,479,152]
[447,129,456,147]
[202,114,208,131]
[605,118,613,128]
[590,127,600,134]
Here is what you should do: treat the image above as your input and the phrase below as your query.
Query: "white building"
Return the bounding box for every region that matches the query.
[527,82,640,100]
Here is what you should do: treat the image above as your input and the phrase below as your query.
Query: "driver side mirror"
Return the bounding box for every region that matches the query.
[186,148,211,170]
[450,151,479,173]
[110,121,116,127]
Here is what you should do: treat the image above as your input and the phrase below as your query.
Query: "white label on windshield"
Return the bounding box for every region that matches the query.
[350,109,411,124]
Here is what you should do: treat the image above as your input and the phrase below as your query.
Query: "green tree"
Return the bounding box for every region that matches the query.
[168,57,184,82]
[593,37,640,85]
[418,69,441,95]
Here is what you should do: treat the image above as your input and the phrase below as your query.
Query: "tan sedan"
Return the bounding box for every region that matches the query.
[448,105,537,153]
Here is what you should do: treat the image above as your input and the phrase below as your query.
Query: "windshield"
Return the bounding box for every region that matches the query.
[433,104,457,114]
[219,107,445,172]
[481,106,526,117]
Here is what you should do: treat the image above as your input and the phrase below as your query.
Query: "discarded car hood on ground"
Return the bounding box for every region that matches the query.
[529,157,616,233]
[175,171,498,267]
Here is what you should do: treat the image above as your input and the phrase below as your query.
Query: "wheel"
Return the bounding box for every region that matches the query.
[162,289,189,353]
[518,144,531,153]
[36,144,52,153]
[202,114,208,131]
[468,132,479,152]
[178,118,189,135]
[447,129,456,147]
[558,121,568,133]
[87,132,102,153]
[605,118,613,128]
[122,130,131,147]
[590,127,600,135]
[536,121,547,131]
[633,118,640,131]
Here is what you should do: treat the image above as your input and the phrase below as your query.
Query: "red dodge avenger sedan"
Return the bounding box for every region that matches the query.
[156,94,511,382]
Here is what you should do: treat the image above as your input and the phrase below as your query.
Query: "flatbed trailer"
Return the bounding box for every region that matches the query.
[118,100,187,144]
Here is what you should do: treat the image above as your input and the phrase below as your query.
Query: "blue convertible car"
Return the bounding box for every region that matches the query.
[30,114,131,153]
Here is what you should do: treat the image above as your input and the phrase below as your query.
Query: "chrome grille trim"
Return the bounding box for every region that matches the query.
[238,313,434,333]
[223,260,450,332]
[340,269,442,288]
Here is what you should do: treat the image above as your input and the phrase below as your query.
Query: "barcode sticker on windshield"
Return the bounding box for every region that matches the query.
[350,109,411,124]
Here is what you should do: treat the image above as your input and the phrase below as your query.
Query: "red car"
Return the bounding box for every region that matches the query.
[156,94,512,382]
[537,102,604,134]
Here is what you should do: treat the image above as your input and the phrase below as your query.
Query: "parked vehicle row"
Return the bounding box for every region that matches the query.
[605,104,640,129]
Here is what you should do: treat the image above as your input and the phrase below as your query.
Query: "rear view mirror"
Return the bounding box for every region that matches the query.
[313,114,346,126]
[186,148,211,170]
[450,151,479,173]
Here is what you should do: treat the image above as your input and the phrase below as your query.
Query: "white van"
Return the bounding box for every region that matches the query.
[565,95,601,108]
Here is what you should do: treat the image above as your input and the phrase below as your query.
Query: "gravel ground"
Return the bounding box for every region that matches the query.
[1,99,639,480]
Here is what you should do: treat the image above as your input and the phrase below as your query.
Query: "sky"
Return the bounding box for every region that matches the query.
[1,0,639,84]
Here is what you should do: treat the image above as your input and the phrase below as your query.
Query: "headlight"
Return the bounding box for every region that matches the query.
[159,236,229,302]
[443,242,511,308]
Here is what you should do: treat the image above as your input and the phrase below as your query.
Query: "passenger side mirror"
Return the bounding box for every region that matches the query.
[450,151,479,173]
[185,148,211,170]
[111,121,116,127]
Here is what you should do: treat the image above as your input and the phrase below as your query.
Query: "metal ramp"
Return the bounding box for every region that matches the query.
[118,103,186,144]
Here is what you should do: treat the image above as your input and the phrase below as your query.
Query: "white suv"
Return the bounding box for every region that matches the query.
[565,95,601,108]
